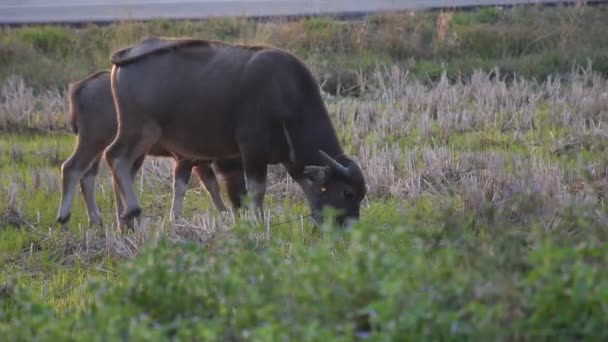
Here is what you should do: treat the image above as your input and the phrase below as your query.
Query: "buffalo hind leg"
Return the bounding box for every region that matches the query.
[112,153,146,231]
[58,141,102,225]
[193,161,228,212]
[171,159,195,221]
[80,157,103,227]
[105,125,160,224]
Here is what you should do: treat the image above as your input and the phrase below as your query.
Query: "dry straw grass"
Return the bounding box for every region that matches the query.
[12,212,237,266]
[436,11,454,44]
[1,64,607,258]
[0,75,67,131]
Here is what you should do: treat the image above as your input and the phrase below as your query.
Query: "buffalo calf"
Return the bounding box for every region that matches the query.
[58,70,246,227]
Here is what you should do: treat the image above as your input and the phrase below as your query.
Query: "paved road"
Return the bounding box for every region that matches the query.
[0,0,596,25]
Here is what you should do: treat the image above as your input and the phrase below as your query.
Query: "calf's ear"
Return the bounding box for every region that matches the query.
[303,165,332,184]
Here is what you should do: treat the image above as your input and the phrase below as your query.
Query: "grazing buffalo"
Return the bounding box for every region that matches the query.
[105,37,366,228]
[57,69,247,227]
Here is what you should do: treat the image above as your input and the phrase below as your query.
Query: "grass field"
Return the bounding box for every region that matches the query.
[1,3,608,340]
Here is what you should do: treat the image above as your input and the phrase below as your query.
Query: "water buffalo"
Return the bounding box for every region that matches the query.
[57,69,246,227]
[105,37,366,227]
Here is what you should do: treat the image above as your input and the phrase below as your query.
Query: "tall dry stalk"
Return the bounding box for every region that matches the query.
[436,10,453,45]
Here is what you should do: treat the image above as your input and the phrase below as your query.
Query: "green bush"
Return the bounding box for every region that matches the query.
[300,16,354,53]
[17,26,73,55]
[498,49,568,80]
[2,204,607,340]
[521,242,608,338]
[476,6,500,24]
[205,18,251,40]
[456,25,546,59]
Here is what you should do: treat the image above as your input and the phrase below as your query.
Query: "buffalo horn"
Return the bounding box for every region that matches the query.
[319,150,349,178]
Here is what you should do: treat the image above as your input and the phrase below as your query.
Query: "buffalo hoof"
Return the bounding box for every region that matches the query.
[57,214,71,225]
[89,219,103,228]
[121,207,141,221]
[117,217,135,234]
[119,223,134,234]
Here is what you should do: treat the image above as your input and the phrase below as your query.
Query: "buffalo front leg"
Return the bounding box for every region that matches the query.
[111,175,125,231]
[213,158,247,211]
[237,118,270,222]
[79,156,103,227]
[127,154,146,228]
[193,162,228,212]
[57,142,102,225]
[171,159,195,221]
[240,153,268,222]
[109,154,146,231]
[104,125,160,224]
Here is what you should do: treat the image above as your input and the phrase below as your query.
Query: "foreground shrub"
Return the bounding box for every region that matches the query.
[2,203,608,340]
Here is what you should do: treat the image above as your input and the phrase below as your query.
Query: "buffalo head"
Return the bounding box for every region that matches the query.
[302,150,366,228]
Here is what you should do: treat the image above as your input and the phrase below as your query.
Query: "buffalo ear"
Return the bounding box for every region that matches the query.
[303,165,332,184]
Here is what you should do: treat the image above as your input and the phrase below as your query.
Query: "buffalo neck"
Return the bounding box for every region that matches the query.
[283,108,345,175]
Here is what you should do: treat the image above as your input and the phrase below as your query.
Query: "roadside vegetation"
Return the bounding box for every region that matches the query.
[1,2,608,95]
[1,2,608,340]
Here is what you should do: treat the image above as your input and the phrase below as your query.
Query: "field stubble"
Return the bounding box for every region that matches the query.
[0,62,607,249]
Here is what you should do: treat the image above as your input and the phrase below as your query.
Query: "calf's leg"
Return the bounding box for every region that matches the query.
[171,159,195,221]
[80,157,103,227]
[193,161,228,212]
[58,141,102,225]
